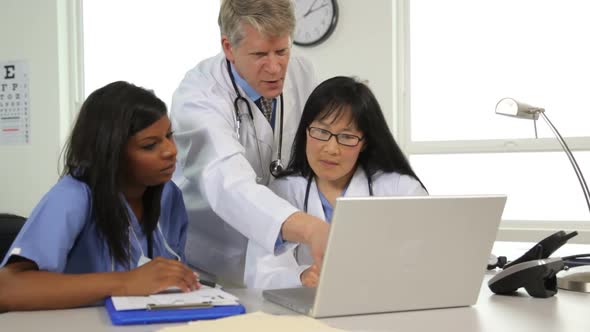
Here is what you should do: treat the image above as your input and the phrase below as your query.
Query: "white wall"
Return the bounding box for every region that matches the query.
[295,0,395,129]
[0,0,72,217]
[0,0,395,218]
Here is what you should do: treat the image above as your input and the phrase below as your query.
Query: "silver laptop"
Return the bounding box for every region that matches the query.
[263,195,507,318]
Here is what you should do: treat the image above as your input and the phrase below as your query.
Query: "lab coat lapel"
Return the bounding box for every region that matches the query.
[344,167,370,197]
[279,84,298,166]
[307,177,326,221]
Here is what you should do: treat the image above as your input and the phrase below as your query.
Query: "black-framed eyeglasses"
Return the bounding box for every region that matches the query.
[307,127,364,147]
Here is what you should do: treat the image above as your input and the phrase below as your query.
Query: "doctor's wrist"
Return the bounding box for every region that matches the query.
[281,211,309,243]
[281,212,323,245]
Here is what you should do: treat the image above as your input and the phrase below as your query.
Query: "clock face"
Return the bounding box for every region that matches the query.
[293,0,338,47]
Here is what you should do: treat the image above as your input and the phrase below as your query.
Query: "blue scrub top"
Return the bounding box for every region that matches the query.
[1,175,188,273]
[318,186,349,223]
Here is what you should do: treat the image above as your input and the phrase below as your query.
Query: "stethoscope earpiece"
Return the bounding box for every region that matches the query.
[269,159,284,177]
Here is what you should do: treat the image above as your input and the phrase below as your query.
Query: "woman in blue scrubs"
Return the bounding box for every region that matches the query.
[0,81,200,311]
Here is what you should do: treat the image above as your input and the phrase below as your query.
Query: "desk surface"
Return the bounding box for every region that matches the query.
[1,275,588,332]
[1,242,589,331]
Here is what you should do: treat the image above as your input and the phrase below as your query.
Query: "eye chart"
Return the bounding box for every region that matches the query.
[0,60,30,144]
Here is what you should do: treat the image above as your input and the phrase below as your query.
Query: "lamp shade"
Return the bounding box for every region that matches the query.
[495,98,542,120]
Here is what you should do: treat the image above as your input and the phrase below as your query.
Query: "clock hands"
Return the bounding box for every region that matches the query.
[302,0,319,18]
[305,3,328,18]
[303,0,329,19]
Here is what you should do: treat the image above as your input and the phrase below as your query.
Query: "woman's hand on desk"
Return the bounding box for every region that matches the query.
[0,257,201,311]
[119,257,200,295]
[301,264,320,287]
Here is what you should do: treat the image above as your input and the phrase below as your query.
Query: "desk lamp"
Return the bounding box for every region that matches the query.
[495,98,590,293]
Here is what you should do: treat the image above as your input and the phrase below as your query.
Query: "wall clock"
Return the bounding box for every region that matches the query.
[293,0,339,47]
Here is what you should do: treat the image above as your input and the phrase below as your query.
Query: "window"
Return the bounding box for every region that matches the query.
[82,0,221,108]
[398,0,590,240]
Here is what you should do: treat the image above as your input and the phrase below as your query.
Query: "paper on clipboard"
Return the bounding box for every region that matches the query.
[111,286,239,311]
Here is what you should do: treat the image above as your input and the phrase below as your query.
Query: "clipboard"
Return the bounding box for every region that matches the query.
[105,297,246,325]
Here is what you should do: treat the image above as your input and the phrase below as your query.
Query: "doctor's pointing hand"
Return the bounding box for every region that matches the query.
[170,0,328,286]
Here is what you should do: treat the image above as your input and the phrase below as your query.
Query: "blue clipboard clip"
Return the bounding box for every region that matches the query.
[146,301,213,310]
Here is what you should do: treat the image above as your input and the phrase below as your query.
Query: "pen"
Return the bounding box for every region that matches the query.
[199,279,217,288]
[146,302,213,310]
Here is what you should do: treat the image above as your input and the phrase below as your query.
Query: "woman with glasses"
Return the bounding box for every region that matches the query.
[244,76,427,289]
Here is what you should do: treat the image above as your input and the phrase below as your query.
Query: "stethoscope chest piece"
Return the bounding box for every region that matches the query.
[269,159,285,178]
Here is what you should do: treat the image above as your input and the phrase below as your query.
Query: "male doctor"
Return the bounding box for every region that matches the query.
[170,0,329,286]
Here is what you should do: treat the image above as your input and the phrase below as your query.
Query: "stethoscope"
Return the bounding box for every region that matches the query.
[110,222,181,271]
[295,169,374,264]
[303,169,374,213]
[226,59,285,178]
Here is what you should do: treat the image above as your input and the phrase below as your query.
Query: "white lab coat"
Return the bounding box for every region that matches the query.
[170,52,317,285]
[244,167,428,289]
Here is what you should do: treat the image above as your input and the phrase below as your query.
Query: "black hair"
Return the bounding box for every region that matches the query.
[61,81,167,266]
[280,76,425,189]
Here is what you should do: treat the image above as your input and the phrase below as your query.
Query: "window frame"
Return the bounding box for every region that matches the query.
[64,0,85,133]
[395,0,590,243]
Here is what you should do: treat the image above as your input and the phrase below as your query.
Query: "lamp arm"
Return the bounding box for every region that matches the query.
[539,112,590,214]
